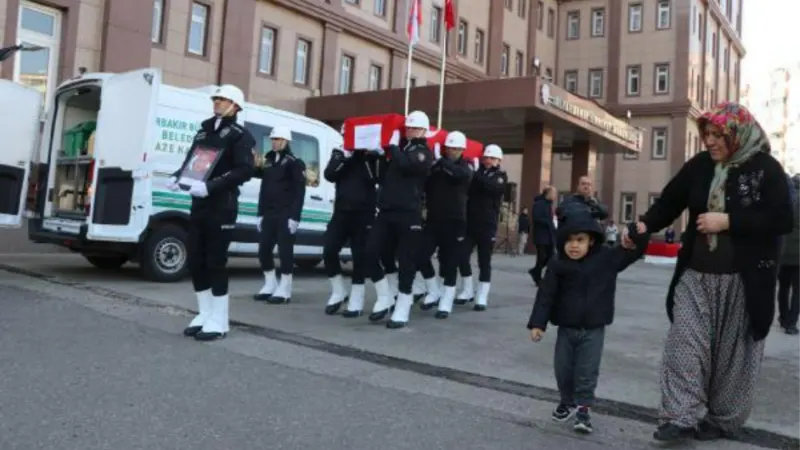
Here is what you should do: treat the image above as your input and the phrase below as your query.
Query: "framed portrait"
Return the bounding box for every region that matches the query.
[178,146,223,190]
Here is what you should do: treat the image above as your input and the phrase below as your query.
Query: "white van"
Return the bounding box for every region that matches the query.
[0,68,344,282]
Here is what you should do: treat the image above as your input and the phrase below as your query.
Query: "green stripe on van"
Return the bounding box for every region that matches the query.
[152,191,331,223]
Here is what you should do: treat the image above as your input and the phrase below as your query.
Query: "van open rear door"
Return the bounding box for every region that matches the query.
[87,68,160,242]
[0,81,42,229]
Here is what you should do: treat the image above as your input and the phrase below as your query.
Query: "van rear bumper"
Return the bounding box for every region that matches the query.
[27,219,136,255]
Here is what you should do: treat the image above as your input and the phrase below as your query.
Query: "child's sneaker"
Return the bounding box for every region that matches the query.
[551,403,576,422]
[573,406,593,433]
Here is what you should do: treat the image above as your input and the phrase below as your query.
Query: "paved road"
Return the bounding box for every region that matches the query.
[0,276,771,450]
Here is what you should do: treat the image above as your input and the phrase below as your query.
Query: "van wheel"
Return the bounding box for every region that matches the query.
[84,254,128,270]
[140,224,189,282]
[295,257,322,271]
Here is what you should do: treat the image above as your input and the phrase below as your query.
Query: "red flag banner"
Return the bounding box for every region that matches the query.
[444,0,455,30]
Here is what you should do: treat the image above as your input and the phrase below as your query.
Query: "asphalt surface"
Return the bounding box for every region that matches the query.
[0,278,773,450]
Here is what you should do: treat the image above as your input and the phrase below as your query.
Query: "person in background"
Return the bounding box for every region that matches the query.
[556,176,608,225]
[517,207,531,256]
[777,174,800,335]
[528,186,557,286]
[664,226,676,244]
[528,212,650,434]
[623,102,793,443]
[605,220,618,247]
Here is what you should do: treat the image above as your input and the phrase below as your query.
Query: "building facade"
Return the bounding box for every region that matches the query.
[1,0,744,230]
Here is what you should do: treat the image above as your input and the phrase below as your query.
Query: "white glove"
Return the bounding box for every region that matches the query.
[288,219,299,235]
[370,147,385,155]
[256,216,262,233]
[343,149,353,158]
[166,176,180,192]
[188,182,208,198]
[389,129,400,146]
[434,143,441,160]
[472,158,480,170]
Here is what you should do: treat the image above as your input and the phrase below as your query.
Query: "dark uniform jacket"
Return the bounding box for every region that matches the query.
[465,166,507,228]
[377,137,434,213]
[424,156,473,222]
[556,193,609,224]
[531,194,556,246]
[173,115,255,214]
[254,146,306,222]
[323,149,379,213]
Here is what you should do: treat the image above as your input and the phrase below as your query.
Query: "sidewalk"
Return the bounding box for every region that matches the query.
[1,253,797,445]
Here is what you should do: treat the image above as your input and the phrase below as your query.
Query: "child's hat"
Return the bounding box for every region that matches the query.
[557,210,606,245]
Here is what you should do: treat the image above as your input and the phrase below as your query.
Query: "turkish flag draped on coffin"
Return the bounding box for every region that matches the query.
[341,114,484,161]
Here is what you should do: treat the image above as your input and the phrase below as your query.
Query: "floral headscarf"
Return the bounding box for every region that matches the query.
[696,102,770,251]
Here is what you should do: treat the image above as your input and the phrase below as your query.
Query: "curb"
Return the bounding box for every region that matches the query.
[1,262,797,450]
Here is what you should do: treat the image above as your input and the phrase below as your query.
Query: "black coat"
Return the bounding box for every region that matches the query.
[556,193,609,223]
[254,147,306,221]
[517,213,531,234]
[323,150,379,213]
[527,214,649,330]
[173,115,255,214]
[531,195,556,245]
[465,166,507,228]
[641,151,794,341]
[377,138,434,213]
[425,156,473,222]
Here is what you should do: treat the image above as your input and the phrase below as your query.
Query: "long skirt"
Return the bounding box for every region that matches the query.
[658,269,765,431]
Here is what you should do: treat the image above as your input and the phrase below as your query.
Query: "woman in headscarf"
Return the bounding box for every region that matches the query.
[621,102,794,442]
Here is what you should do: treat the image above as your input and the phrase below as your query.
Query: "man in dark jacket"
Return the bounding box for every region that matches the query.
[455,144,507,310]
[416,131,473,319]
[167,84,255,341]
[517,207,531,256]
[556,176,608,224]
[778,174,800,335]
[252,125,306,305]
[364,110,434,329]
[322,147,380,317]
[528,186,557,285]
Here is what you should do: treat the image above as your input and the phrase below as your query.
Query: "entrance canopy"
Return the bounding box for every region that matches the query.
[306,76,643,154]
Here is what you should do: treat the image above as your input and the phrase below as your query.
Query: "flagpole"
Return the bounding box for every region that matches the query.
[404,41,414,116]
[436,31,447,130]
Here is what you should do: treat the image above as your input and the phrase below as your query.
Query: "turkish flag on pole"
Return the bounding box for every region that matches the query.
[444,0,455,30]
[406,0,422,46]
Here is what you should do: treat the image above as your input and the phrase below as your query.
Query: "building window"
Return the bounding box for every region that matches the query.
[591,8,605,37]
[344,0,358,4]
[368,64,382,91]
[515,51,524,77]
[505,0,513,10]
[408,76,417,88]
[620,193,636,223]
[518,0,527,18]
[626,65,641,96]
[651,127,668,159]
[501,44,510,76]
[654,63,670,94]
[564,70,578,93]
[537,1,543,30]
[373,0,385,16]
[188,2,209,56]
[711,32,717,57]
[474,29,485,63]
[338,55,354,94]
[258,26,276,76]
[430,6,442,44]
[588,69,603,98]
[457,20,467,56]
[14,1,61,108]
[566,11,580,40]
[656,0,670,29]
[152,0,164,43]
[545,67,553,81]
[628,3,642,32]
[723,45,729,72]
[294,38,311,85]
[547,8,555,38]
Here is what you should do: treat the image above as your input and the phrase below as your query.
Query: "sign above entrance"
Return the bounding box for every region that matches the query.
[540,83,642,148]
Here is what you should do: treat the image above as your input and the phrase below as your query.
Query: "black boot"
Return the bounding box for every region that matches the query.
[653,423,694,442]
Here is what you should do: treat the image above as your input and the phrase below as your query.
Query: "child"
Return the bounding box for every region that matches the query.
[526,211,649,434]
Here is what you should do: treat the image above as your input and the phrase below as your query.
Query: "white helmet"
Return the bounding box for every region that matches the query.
[212,84,245,110]
[270,126,292,141]
[405,110,430,129]
[483,144,503,159]
[444,131,467,149]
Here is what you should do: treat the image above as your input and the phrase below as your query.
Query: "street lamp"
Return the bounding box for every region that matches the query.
[0,43,46,63]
